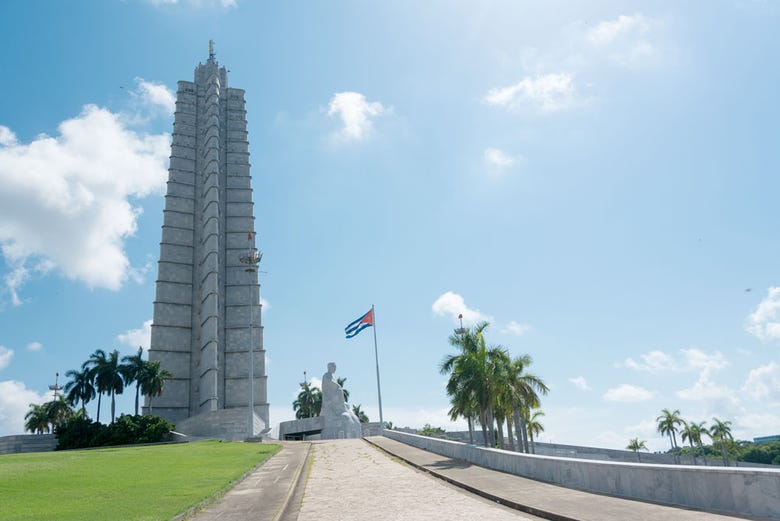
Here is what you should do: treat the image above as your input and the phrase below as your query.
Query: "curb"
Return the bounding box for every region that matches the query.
[364,437,578,521]
[273,442,312,521]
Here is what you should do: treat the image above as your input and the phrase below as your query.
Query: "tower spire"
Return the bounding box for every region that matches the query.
[208,39,215,63]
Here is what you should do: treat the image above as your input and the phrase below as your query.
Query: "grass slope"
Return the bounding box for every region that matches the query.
[0,440,281,521]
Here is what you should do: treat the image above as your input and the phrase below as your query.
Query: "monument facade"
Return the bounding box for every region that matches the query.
[145,43,268,438]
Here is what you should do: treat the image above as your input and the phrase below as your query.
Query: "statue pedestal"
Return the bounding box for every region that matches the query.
[322,412,363,439]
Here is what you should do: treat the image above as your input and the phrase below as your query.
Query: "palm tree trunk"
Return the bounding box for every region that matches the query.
[519,412,530,453]
[698,442,707,466]
[506,417,515,451]
[149,395,153,414]
[479,412,488,447]
[135,383,140,416]
[486,407,496,447]
[111,390,116,423]
[96,393,102,423]
[720,443,729,466]
[530,432,536,454]
[496,419,505,450]
[512,407,525,453]
[689,440,697,465]
[467,416,474,444]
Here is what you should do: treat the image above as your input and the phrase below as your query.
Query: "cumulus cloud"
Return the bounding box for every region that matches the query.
[327,92,386,142]
[25,342,42,352]
[746,287,780,341]
[603,384,654,402]
[587,14,659,67]
[569,376,591,391]
[432,291,493,326]
[502,320,532,336]
[742,361,780,402]
[484,73,578,113]
[0,103,170,304]
[117,319,153,351]
[484,147,515,171]
[0,346,13,370]
[622,350,677,372]
[622,348,727,375]
[0,380,48,436]
[134,78,176,114]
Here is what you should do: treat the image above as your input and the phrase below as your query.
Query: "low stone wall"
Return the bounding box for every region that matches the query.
[385,430,780,519]
[0,434,57,455]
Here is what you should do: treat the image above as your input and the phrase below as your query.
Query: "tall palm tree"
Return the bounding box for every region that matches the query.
[352,404,369,423]
[507,354,548,453]
[86,349,110,422]
[293,381,322,419]
[526,409,545,454]
[139,360,172,414]
[93,349,125,422]
[121,347,146,415]
[64,366,96,416]
[337,377,350,403]
[447,382,478,444]
[626,438,648,462]
[681,420,708,465]
[710,417,733,466]
[24,403,50,434]
[44,396,73,430]
[656,408,684,463]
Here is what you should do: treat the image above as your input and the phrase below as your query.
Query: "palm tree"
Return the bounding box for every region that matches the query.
[656,408,684,463]
[710,417,733,466]
[94,349,125,422]
[121,347,146,415]
[24,403,50,434]
[526,409,545,454]
[293,381,322,419]
[139,360,172,414]
[86,349,110,422]
[507,354,548,453]
[352,404,369,423]
[681,420,708,465]
[447,382,478,444]
[64,366,96,416]
[337,377,350,403]
[44,396,73,429]
[626,438,648,462]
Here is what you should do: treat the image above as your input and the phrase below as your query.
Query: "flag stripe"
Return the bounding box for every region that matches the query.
[345,308,374,339]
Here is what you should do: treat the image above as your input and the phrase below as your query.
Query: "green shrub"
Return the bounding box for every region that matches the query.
[55,414,174,450]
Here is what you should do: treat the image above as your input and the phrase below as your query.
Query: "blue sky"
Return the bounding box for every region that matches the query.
[0,0,779,451]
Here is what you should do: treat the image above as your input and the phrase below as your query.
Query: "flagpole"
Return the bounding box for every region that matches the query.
[372,304,385,433]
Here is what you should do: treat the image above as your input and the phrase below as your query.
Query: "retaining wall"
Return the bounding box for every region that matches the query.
[385,430,780,519]
[0,434,57,455]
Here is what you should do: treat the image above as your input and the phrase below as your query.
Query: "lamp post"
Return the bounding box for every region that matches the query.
[454,313,467,335]
[239,243,261,438]
[48,372,62,400]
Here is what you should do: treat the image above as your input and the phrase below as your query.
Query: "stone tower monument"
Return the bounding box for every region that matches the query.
[145,42,268,439]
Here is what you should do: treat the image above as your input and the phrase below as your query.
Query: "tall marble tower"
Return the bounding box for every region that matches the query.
[146,43,268,439]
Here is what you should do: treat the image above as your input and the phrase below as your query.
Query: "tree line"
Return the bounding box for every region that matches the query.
[25,347,171,434]
[440,322,548,453]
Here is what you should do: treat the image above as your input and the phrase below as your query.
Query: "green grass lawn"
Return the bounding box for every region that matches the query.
[0,440,281,521]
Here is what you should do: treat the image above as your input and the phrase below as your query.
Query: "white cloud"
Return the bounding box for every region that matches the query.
[484,148,515,171]
[586,14,659,67]
[432,291,494,326]
[603,384,654,402]
[117,319,153,351]
[327,92,386,142]
[0,126,16,146]
[0,104,169,303]
[622,350,677,372]
[25,342,42,352]
[0,346,13,370]
[569,376,591,391]
[746,287,780,341]
[484,73,578,113]
[742,361,780,402]
[134,78,175,115]
[623,348,727,376]
[0,380,48,436]
[502,320,532,336]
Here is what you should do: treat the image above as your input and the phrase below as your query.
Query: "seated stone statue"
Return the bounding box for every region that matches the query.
[320,362,363,439]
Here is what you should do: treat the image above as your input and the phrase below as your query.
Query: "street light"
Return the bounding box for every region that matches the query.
[239,243,261,438]
[454,313,467,335]
[48,372,63,399]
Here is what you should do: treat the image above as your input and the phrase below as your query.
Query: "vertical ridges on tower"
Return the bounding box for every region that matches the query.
[147,46,268,436]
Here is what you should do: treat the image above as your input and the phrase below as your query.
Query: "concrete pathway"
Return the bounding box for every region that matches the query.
[366,436,750,521]
[187,441,310,521]
[296,439,540,521]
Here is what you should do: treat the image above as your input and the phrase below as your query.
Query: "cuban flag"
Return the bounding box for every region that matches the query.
[345,308,374,339]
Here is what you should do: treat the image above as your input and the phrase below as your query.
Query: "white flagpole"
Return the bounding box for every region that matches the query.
[371,304,385,433]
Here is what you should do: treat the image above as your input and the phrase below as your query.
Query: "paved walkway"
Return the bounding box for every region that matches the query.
[296,438,539,521]
[365,436,749,521]
[187,441,310,521]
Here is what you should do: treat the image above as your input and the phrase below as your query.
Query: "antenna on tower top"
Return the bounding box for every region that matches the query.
[208,39,215,62]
